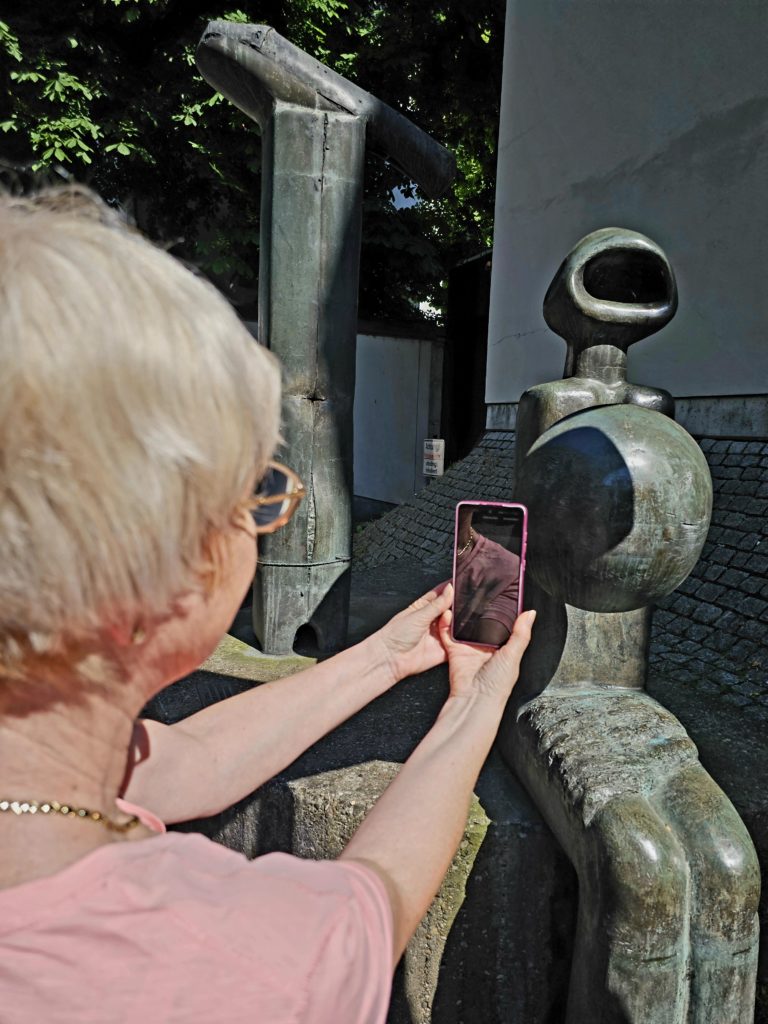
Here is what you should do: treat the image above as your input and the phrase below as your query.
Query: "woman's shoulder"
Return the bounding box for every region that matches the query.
[0,829,388,936]
[0,835,392,1024]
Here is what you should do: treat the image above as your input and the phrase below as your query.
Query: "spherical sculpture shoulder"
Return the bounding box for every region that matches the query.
[517,403,712,612]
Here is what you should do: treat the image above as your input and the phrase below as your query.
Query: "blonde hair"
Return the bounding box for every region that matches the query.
[0,186,281,673]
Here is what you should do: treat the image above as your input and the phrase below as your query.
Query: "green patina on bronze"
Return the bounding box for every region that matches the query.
[499,227,760,1023]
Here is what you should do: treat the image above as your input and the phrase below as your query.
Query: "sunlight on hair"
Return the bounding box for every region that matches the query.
[0,185,281,677]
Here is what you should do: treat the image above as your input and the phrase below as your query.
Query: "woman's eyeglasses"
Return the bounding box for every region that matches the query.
[247,461,306,534]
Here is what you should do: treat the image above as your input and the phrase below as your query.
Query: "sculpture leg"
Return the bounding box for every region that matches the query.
[252,562,349,653]
[655,764,761,1024]
[253,107,364,653]
[505,686,760,1022]
[568,796,690,1024]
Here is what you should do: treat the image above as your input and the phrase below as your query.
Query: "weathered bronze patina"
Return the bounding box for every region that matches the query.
[500,228,760,1023]
[196,23,455,654]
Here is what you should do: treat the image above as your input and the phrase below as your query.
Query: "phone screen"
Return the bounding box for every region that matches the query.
[452,502,527,648]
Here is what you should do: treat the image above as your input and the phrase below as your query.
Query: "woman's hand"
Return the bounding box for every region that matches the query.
[343,603,535,963]
[372,583,454,684]
[438,608,536,704]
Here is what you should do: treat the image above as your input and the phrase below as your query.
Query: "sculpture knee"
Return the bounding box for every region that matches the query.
[687,817,761,942]
[588,798,689,958]
[659,768,761,943]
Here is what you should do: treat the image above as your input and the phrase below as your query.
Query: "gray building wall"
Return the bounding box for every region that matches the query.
[353,331,443,505]
[487,0,768,419]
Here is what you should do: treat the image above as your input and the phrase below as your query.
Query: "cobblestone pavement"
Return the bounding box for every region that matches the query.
[355,431,517,567]
[650,438,768,726]
[355,432,768,723]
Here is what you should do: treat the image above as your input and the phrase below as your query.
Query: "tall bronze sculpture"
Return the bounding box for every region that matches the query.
[501,228,760,1022]
[196,22,455,654]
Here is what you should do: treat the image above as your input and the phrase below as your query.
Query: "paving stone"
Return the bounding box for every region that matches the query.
[692,678,723,695]
[712,465,742,480]
[692,604,724,625]
[721,568,750,587]
[685,623,710,642]
[720,529,745,547]
[741,596,768,618]
[666,651,693,665]
[721,693,753,707]
[695,581,726,602]
[677,639,702,656]
[742,576,765,595]
[711,545,736,564]
[731,551,752,569]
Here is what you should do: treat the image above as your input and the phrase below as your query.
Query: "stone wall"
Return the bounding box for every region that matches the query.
[650,438,768,724]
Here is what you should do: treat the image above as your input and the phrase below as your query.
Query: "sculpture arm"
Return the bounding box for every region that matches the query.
[121,587,453,823]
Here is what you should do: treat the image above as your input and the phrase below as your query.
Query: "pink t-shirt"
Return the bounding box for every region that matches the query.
[0,810,393,1024]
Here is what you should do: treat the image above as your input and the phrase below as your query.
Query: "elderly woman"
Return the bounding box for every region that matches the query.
[0,189,534,1023]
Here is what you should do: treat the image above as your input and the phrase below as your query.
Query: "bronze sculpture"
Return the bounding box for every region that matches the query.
[196,22,455,655]
[501,228,760,1023]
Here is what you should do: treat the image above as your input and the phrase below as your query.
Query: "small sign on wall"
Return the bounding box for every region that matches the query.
[423,438,445,477]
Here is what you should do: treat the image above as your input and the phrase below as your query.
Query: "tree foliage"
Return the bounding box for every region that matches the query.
[1,0,505,322]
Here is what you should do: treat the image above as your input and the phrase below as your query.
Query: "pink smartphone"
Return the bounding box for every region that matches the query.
[451,500,528,648]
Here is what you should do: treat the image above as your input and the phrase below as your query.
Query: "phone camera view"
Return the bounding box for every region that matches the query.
[453,503,526,648]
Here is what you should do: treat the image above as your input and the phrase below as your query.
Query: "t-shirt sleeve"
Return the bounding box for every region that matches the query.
[298,860,394,1024]
[481,578,519,631]
[245,852,393,1024]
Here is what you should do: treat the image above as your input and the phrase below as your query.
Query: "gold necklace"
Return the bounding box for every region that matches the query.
[0,798,140,833]
[457,528,476,557]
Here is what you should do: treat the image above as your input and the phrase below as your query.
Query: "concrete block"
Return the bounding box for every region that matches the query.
[257,761,493,1024]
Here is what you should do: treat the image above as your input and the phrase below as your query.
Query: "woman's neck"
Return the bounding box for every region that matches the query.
[0,684,151,888]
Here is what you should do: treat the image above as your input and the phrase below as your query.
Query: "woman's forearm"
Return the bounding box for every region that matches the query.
[341,691,507,963]
[123,633,398,822]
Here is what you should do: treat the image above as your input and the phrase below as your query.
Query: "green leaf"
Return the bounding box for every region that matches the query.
[10,70,45,83]
[2,0,504,322]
